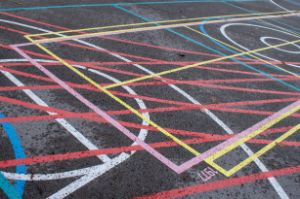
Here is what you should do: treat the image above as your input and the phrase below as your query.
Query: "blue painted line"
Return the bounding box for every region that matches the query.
[0,172,21,199]
[0,113,27,197]
[114,5,300,92]
[0,0,262,12]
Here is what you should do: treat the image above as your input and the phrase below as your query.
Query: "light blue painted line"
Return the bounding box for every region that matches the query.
[0,172,21,199]
[223,2,300,89]
[113,5,223,55]
[0,113,27,197]
[227,1,300,36]
[199,22,300,91]
[114,5,300,92]
[0,0,263,12]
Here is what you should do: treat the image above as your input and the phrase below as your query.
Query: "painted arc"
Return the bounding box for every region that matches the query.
[0,112,27,196]
[0,59,149,181]
[260,36,300,54]
[220,22,300,70]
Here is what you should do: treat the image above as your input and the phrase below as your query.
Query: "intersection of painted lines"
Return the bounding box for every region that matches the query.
[11,15,300,176]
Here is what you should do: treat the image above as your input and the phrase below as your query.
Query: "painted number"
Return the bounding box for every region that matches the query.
[198,167,218,182]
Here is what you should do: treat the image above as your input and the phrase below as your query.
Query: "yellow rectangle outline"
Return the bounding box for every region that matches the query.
[24,30,300,176]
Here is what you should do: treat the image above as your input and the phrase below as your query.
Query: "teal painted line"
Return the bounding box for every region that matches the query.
[0,172,21,199]
[114,5,300,92]
[0,0,263,12]
[198,22,300,92]
[227,1,300,35]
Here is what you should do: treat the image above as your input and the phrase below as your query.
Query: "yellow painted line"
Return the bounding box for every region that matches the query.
[225,123,300,176]
[213,123,300,177]
[27,10,300,44]
[25,39,232,176]
[27,10,290,38]
[102,38,300,90]
[206,104,300,161]
[185,26,300,78]
[25,36,201,157]
[24,30,300,176]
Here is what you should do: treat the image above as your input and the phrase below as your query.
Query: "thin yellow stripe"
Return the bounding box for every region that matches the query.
[185,26,300,78]
[28,10,300,43]
[24,27,300,176]
[225,123,300,177]
[102,38,300,90]
[206,104,300,162]
[25,36,201,156]
[27,10,291,38]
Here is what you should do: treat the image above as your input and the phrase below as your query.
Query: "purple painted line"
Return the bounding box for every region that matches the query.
[177,99,300,173]
[11,44,181,173]
[11,43,300,175]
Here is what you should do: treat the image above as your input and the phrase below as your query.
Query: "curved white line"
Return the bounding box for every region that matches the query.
[221,22,300,70]
[220,21,291,199]
[0,59,149,181]
[260,36,300,54]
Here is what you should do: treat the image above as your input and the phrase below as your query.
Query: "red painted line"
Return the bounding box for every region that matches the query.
[110,78,300,96]
[0,25,28,35]
[0,12,70,31]
[0,95,79,116]
[0,66,53,82]
[0,135,298,169]
[0,22,177,64]
[0,12,227,59]
[2,64,299,94]
[6,11,299,70]
[1,102,300,126]
[134,165,300,199]
[0,84,60,92]
[4,60,297,86]
[104,76,299,87]
[1,88,297,123]
[2,11,287,70]
[4,59,300,70]
[0,105,293,140]
[1,44,295,84]
[1,79,298,109]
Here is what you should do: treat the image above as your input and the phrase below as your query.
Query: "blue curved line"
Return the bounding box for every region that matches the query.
[0,113,27,197]
[198,21,300,92]
[0,172,21,199]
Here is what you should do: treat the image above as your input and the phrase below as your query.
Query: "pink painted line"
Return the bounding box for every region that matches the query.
[11,44,181,173]
[11,43,300,174]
